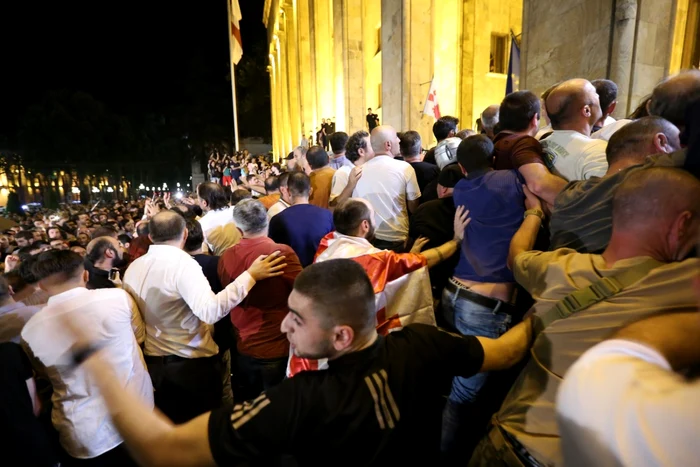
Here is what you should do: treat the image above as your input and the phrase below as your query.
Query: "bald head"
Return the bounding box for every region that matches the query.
[370,125,400,157]
[546,79,602,133]
[612,167,700,240]
[649,69,700,129]
[149,211,186,244]
[605,116,680,166]
[481,105,500,131]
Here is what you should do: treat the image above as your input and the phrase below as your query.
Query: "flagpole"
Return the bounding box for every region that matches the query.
[227,0,240,152]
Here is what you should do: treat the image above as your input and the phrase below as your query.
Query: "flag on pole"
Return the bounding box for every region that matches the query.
[230,0,243,65]
[423,78,441,119]
[506,36,520,95]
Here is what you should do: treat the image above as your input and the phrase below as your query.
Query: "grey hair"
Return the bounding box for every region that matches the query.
[232,199,269,235]
[481,106,500,130]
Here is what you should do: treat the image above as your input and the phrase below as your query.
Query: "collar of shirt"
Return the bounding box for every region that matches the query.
[328,335,384,369]
[146,243,187,258]
[46,287,88,306]
[238,236,275,248]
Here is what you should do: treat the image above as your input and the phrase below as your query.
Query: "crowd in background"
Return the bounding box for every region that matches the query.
[2,69,700,467]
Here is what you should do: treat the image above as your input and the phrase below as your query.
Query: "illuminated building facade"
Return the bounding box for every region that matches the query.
[264,0,699,160]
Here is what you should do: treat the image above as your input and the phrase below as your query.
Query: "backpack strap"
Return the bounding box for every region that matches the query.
[532,258,664,336]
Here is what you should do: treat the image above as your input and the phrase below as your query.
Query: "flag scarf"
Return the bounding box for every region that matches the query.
[287,232,436,377]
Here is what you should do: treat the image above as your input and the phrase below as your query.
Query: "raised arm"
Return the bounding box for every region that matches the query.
[421,206,470,268]
[517,163,567,206]
[179,253,287,324]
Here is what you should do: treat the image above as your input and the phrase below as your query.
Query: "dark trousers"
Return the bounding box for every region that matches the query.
[233,354,287,402]
[146,355,222,424]
[63,443,137,467]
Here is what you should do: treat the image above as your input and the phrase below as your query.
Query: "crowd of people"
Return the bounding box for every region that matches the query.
[2,69,700,467]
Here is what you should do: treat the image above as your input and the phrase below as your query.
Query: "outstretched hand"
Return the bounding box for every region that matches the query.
[410,237,430,254]
[453,205,471,242]
[247,251,287,281]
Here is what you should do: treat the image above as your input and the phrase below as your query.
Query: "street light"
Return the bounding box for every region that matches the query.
[138,183,145,190]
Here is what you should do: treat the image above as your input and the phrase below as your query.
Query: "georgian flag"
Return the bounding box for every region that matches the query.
[423,78,441,119]
[229,0,243,65]
[287,232,436,377]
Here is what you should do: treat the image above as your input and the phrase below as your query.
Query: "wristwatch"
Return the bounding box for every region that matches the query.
[524,208,544,220]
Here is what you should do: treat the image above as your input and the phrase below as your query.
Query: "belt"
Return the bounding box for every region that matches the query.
[446,279,517,316]
[144,354,198,364]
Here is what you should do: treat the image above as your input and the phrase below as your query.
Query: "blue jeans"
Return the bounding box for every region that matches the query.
[441,284,512,459]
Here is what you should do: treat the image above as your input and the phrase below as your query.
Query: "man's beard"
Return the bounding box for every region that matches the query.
[365,223,376,242]
[113,254,127,269]
[291,339,336,360]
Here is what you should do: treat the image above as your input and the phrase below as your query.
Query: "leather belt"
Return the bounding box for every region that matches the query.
[446,279,517,316]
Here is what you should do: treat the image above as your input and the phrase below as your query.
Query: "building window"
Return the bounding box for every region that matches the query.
[490,33,508,74]
[376,27,382,55]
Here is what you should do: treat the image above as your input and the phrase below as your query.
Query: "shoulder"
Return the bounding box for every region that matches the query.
[513,248,581,281]
[583,138,608,155]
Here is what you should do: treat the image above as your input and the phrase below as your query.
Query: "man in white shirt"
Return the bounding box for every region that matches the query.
[590,78,632,141]
[196,181,240,255]
[329,130,371,208]
[123,210,285,423]
[0,274,41,344]
[541,79,609,181]
[557,308,700,467]
[21,250,152,465]
[353,125,421,251]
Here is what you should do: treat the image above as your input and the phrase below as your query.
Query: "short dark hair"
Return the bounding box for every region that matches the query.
[197,182,229,211]
[499,91,541,132]
[399,131,422,157]
[93,225,117,239]
[32,250,85,282]
[346,131,370,163]
[4,271,27,294]
[149,211,186,243]
[264,176,280,194]
[294,259,376,334]
[136,221,149,237]
[118,234,131,246]
[287,172,311,198]
[16,231,34,241]
[230,188,252,206]
[306,146,330,170]
[433,116,460,141]
[333,199,372,236]
[438,164,464,188]
[606,116,678,165]
[86,237,116,264]
[18,255,40,285]
[456,135,495,172]
[649,70,700,128]
[278,172,291,191]
[592,79,618,113]
[0,274,9,300]
[329,132,349,155]
[184,219,204,252]
[17,245,40,261]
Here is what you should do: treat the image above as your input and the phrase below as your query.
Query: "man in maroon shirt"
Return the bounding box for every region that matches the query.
[493,91,567,206]
[218,199,302,401]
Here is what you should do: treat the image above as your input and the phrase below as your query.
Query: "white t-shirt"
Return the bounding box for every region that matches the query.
[329,165,353,202]
[197,206,237,254]
[541,130,608,181]
[352,155,421,242]
[591,118,632,141]
[557,339,700,467]
[21,287,153,459]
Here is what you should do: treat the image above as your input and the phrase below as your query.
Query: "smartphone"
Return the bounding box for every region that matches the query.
[109,268,119,281]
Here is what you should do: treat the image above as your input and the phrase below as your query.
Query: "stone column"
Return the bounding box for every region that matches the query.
[276,33,293,155]
[381,0,433,141]
[608,0,637,117]
[314,0,335,126]
[283,3,302,147]
[297,0,315,138]
[459,0,476,127]
[332,0,365,133]
[268,61,280,159]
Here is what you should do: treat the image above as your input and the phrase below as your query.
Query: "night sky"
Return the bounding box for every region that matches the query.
[0,0,269,148]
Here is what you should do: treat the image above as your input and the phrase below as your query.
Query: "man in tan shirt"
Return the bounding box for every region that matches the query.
[470,167,700,467]
[306,146,335,209]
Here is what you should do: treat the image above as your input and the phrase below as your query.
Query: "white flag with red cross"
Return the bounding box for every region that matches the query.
[423,78,441,119]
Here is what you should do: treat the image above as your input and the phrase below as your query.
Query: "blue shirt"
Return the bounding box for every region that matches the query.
[330,155,354,170]
[453,169,525,283]
[268,204,334,267]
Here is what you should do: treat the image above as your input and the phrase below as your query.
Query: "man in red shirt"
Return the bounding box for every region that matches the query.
[218,199,302,401]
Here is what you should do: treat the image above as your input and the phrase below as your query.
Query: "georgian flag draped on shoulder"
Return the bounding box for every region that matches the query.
[229,0,243,65]
[287,232,436,377]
